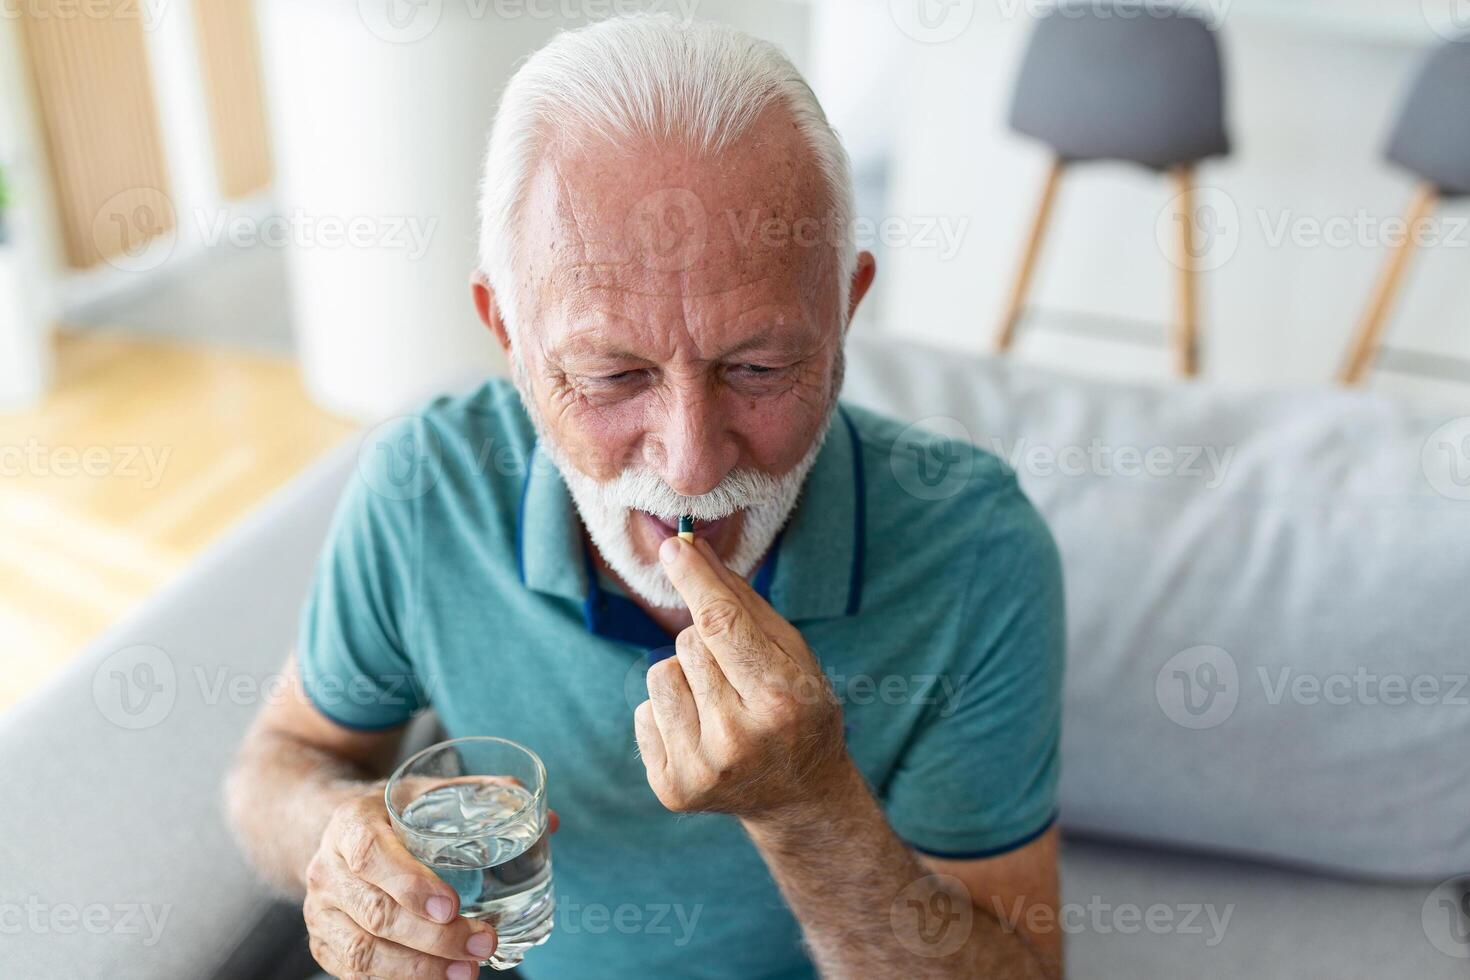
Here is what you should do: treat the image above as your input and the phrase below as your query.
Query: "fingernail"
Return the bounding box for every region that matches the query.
[468,931,496,958]
[427,895,455,923]
[448,962,474,980]
[659,535,680,565]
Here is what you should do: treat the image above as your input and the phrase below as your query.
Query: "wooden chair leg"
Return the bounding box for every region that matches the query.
[995,157,1064,352]
[1169,165,1200,378]
[1338,182,1440,386]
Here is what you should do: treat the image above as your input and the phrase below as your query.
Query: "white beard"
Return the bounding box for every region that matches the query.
[510,353,832,609]
[536,412,831,609]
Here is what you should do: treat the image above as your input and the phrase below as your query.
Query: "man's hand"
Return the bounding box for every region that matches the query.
[302,786,499,979]
[633,535,851,818]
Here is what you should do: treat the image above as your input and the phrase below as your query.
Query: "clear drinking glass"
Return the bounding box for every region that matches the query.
[386,737,555,971]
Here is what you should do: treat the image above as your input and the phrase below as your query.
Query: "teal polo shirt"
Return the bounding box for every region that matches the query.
[298,377,1064,980]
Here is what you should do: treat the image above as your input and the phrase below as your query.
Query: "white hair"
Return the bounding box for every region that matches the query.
[477,12,857,336]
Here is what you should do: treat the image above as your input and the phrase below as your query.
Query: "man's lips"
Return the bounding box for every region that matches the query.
[638,511,732,537]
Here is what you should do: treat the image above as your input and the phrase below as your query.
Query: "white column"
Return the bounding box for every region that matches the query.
[256,0,811,423]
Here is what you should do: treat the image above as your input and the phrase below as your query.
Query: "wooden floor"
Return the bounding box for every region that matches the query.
[0,330,357,712]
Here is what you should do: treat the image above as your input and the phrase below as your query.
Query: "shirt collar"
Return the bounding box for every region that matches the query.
[516,407,865,641]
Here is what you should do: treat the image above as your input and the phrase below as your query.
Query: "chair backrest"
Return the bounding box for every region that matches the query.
[1008,3,1230,169]
[1386,39,1470,197]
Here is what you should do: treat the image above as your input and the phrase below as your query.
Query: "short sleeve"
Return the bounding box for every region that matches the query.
[883,480,1065,858]
[296,418,430,730]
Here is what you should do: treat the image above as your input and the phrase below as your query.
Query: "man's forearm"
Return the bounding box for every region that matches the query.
[741,761,1051,980]
[223,726,380,897]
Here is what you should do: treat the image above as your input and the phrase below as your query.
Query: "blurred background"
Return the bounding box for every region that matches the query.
[2,0,1470,708]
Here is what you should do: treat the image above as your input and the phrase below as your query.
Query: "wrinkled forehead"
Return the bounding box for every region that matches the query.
[514,109,839,346]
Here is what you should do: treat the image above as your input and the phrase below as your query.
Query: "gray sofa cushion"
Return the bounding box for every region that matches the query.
[842,336,1470,879]
[0,442,357,979]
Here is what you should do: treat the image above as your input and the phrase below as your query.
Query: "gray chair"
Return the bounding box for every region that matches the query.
[996,3,1230,377]
[1339,38,1470,385]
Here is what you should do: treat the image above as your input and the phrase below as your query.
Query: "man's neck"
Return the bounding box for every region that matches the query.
[585,534,695,635]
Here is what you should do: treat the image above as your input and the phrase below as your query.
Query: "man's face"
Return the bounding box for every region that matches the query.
[487,110,866,604]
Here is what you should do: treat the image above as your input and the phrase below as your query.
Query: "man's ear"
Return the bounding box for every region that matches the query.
[845,251,878,332]
[471,270,513,356]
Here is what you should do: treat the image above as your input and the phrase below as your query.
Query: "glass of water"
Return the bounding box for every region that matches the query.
[386,737,554,970]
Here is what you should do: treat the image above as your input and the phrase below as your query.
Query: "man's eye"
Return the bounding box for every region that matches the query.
[734,364,779,375]
[590,370,641,385]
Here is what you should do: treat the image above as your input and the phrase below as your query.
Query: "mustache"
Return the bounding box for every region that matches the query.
[582,467,792,522]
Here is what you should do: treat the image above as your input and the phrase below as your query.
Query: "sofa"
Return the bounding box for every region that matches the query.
[2,337,1464,978]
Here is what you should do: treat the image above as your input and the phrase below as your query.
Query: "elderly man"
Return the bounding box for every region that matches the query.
[228,14,1064,980]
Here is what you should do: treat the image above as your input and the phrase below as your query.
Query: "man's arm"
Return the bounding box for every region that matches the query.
[743,768,1060,979]
[225,655,502,978]
[224,655,405,895]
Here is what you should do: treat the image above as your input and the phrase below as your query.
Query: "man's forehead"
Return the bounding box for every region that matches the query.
[519,112,833,301]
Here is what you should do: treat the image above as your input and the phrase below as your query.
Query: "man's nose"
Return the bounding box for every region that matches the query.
[655,390,736,496]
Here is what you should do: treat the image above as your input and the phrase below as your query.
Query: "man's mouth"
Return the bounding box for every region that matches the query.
[636,510,733,538]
